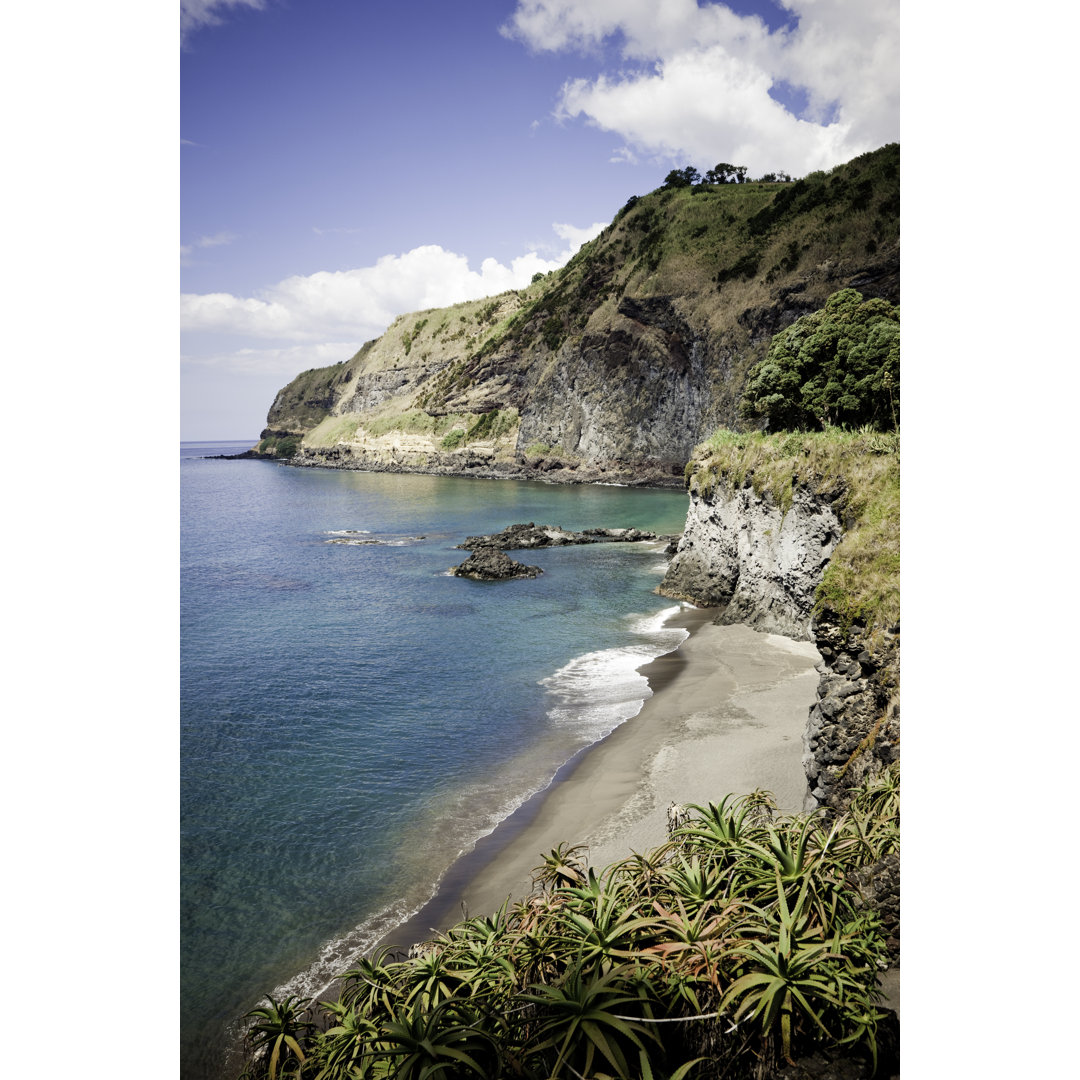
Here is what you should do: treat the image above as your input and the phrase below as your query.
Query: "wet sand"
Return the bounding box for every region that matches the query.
[390,609,821,945]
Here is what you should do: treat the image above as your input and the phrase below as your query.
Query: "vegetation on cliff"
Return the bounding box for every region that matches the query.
[238,773,899,1080]
[740,290,899,433]
[687,427,899,639]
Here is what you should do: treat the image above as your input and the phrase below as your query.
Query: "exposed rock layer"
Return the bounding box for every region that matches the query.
[659,486,841,640]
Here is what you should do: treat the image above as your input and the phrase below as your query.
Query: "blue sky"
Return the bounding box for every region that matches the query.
[181,0,900,439]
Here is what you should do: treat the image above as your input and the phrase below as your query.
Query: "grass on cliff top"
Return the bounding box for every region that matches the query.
[689,427,899,634]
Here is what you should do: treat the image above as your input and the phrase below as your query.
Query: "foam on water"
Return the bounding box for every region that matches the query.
[539,605,688,741]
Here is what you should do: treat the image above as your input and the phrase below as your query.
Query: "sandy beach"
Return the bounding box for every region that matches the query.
[393,608,822,943]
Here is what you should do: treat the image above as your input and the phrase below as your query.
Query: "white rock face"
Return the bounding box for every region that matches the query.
[659,483,841,640]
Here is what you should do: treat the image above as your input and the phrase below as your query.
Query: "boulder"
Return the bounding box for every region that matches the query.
[450,545,543,581]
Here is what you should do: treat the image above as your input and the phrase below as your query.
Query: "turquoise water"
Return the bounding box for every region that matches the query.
[180,442,690,1078]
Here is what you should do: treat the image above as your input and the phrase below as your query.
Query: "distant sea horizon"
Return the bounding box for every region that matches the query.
[180,440,691,1079]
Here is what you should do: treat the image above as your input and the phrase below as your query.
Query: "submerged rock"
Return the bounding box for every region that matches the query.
[449,545,543,581]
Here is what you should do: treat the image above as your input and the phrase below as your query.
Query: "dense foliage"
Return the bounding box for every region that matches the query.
[238,769,899,1080]
[739,290,899,433]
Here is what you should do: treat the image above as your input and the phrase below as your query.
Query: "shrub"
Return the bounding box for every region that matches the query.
[740,289,900,432]
[542,315,565,352]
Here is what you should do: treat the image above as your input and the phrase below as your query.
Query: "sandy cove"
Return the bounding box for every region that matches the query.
[390,607,821,945]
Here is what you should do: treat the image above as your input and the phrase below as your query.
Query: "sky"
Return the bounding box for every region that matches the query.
[181,0,900,439]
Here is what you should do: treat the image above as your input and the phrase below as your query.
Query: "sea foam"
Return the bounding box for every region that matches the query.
[539,605,688,741]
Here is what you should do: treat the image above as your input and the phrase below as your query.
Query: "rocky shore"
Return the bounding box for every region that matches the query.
[448,521,678,580]
[274,447,687,488]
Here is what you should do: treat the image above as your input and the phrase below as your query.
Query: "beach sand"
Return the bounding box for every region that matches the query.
[392,609,822,942]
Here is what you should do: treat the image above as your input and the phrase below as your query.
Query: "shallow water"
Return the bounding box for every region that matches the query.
[180,442,690,1078]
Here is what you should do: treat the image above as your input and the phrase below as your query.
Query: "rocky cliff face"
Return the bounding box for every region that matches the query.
[253,146,900,486]
[804,613,899,812]
[658,452,899,814]
[659,484,842,639]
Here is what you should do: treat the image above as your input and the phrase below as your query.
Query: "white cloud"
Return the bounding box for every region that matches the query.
[195,230,237,248]
[182,341,356,376]
[181,223,607,352]
[180,1,266,45]
[553,221,607,249]
[180,230,238,266]
[503,0,898,176]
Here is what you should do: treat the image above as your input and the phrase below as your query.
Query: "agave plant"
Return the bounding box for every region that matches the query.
[609,849,674,899]
[311,1002,379,1080]
[338,948,406,1016]
[369,999,500,1080]
[642,895,743,993]
[718,869,886,1065]
[400,949,470,1011]
[532,842,589,893]
[841,763,900,864]
[676,793,768,858]
[655,856,732,915]
[552,890,656,971]
[242,993,314,1080]
[523,965,661,1080]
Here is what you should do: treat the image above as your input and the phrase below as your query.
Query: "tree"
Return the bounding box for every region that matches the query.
[740,289,900,432]
[662,166,700,189]
[704,163,748,184]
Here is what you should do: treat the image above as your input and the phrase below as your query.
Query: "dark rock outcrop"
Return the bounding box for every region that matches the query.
[804,617,900,811]
[449,546,543,581]
[458,522,663,551]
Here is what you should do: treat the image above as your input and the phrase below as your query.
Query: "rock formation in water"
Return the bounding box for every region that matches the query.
[449,546,543,581]
[457,522,664,550]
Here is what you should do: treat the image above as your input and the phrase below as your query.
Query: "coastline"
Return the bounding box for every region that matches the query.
[385,605,821,951]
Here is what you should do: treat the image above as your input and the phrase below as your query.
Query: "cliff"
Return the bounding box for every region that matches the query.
[253,145,899,485]
[659,428,900,814]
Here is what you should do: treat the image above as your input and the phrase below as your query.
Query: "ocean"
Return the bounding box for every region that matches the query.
[180,441,691,1078]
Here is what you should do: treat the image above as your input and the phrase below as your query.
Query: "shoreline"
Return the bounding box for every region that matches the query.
[244,451,688,490]
[384,604,821,953]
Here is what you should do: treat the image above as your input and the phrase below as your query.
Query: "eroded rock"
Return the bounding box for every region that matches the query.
[449,545,543,581]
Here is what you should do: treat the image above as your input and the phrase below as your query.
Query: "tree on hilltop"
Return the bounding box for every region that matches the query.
[704,163,748,184]
[662,165,700,189]
[740,289,900,432]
